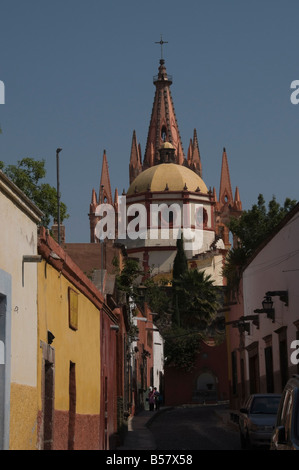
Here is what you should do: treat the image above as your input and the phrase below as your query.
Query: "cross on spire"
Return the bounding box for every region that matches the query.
[155,35,168,60]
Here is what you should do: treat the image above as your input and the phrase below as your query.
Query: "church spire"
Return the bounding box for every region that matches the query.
[100,149,113,204]
[219,147,233,206]
[187,129,202,177]
[89,150,116,242]
[215,147,242,249]
[234,186,242,211]
[129,130,142,184]
[143,56,185,169]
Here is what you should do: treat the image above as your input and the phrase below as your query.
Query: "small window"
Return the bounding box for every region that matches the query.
[195,207,208,228]
[68,288,79,331]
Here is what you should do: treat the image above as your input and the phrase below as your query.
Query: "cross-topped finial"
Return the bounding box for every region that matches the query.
[155,34,168,60]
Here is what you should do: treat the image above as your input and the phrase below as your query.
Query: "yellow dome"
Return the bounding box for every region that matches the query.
[127,163,208,195]
[160,142,175,149]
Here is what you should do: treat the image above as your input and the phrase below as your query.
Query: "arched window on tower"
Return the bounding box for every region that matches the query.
[161,126,167,142]
[195,207,208,228]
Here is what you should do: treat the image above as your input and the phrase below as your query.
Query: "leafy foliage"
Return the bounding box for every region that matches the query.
[222,246,250,299]
[115,257,143,301]
[172,237,188,282]
[163,326,202,372]
[174,269,220,329]
[0,157,69,227]
[223,194,297,298]
[165,266,222,371]
[143,276,171,318]
[116,240,223,371]
[228,194,297,255]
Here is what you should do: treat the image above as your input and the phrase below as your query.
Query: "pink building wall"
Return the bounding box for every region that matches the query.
[164,339,229,406]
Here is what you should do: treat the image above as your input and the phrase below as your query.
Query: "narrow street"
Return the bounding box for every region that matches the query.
[148,405,241,450]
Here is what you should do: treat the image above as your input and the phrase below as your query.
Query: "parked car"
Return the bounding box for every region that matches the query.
[239,394,281,449]
[271,375,299,450]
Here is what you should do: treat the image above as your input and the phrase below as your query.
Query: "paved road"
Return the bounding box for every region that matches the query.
[148,405,241,450]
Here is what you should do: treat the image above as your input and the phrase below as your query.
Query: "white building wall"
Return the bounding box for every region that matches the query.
[0,172,41,387]
[153,329,164,392]
[243,206,299,389]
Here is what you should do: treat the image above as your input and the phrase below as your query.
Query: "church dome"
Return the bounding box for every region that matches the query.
[160,141,175,149]
[127,163,208,195]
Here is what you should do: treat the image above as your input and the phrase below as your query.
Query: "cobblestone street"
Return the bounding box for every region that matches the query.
[118,405,241,451]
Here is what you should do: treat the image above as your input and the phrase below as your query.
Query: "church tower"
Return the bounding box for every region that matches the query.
[129,130,142,184]
[86,43,243,410]
[127,53,242,255]
[89,149,118,243]
[142,58,185,170]
[214,147,242,249]
[129,55,206,187]
[90,45,242,256]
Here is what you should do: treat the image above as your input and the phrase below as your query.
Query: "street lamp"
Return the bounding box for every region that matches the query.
[265,290,288,307]
[262,296,275,322]
[56,148,62,244]
[262,296,273,312]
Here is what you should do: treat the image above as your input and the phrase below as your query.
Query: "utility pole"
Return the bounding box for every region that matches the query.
[100,184,104,291]
[56,148,62,244]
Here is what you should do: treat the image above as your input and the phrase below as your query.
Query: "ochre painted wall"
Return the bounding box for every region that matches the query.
[9,383,38,450]
[37,260,102,449]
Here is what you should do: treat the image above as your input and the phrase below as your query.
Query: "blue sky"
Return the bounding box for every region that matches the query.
[0,1,298,242]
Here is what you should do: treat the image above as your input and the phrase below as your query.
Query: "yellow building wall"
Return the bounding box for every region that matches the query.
[37,260,101,417]
[9,383,38,450]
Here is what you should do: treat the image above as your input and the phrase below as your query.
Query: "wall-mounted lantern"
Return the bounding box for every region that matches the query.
[265,290,288,307]
[226,315,259,334]
[237,321,251,335]
[262,296,275,322]
[254,296,275,322]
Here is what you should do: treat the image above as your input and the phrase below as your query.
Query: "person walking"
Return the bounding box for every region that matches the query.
[154,387,160,410]
[149,387,155,411]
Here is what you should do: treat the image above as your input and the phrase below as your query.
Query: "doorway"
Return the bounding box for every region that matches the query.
[68,362,76,450]
[194,371,218,402]
[43,360,54,450]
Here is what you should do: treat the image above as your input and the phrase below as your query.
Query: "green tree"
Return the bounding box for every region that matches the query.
[175,269,220,329]
[165,237,222,370]
[163,326,202,371]
[172,237,188,281]
[0,157,69,227]
[115,257,143,300]
[222,246,249,299]
[164,268,221,371]
[223,194,297,297]
[116,247,222,371]
[172,237,188,326]
[228,194,297,255]
[172,238,219,328]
